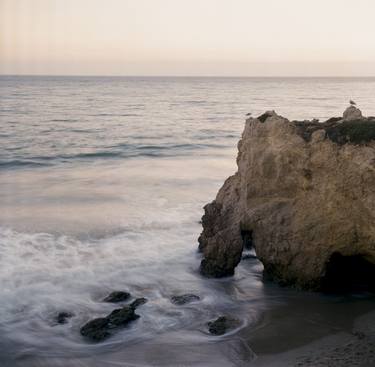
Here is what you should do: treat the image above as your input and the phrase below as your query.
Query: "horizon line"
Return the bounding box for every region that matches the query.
[2,74,375,78]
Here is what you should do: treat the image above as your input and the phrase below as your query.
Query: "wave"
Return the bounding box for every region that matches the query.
[0,143,230,170]
[0,160,52,169]
[50,119,79,122]
[0,225,256,360]
[91,113,140,117]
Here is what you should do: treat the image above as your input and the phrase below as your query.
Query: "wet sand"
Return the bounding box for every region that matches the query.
[251,310,375,367]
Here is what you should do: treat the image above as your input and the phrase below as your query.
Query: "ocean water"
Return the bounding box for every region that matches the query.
[1,76,375,366]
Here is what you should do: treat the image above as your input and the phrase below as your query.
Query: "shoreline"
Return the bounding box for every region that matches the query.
[249,310,375,366]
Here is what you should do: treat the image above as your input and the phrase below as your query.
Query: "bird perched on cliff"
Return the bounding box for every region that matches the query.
[246,112,252,116]
[350,100,356,106]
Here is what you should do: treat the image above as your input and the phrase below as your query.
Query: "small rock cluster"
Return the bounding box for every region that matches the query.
[67,291,239,342]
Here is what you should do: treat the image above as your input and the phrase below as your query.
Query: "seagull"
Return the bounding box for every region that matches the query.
[350,100,356,106]
[246,112,252,116]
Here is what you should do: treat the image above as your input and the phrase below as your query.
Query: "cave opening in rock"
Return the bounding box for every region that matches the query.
[241,229,253,250]
[240,229,258,260]
[321,252,375,293]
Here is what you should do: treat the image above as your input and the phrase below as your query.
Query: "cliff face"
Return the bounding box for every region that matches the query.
[199,107,375,290]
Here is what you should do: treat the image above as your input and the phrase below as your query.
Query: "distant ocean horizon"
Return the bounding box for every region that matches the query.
[3,74,375,78]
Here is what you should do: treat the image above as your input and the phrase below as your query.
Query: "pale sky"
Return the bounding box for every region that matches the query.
[1,0,375,76]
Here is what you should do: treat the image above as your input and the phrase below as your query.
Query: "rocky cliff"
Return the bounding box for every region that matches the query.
[199,106,375,291]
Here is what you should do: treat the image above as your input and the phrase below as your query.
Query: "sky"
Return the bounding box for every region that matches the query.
[1,0,375,76]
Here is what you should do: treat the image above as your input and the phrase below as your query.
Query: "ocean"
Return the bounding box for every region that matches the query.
[1,76,375,366]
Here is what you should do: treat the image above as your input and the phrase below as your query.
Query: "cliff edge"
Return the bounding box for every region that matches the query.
[199,106,375,290]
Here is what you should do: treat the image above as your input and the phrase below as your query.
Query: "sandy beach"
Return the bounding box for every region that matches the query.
[251,310,375,366]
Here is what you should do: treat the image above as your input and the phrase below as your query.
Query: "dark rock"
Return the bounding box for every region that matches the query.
[129,297,147,309]
[326,120,375,145]
[294,111,375,146]
[103,291,131,303]
[201,258,236,278]
[107,306,139,327]
[56,311,74,324]
[325,116,342,123]
[207,316,239,335]
[80,317,110,341]
[171,294,200,305]
[80,305,139,342]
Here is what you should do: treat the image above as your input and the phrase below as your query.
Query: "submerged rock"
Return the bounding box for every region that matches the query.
[56,311,74,324]
[171,294,200,305]
[198,107,375,290]
[80,305,139,342]
[80,317,110,341]
[103,291,131,303]
[106,305,140,327]
[208,316,239,335]
[129,297,148,309]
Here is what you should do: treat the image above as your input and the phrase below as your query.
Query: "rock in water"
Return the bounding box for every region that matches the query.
[107,306,140,327]
[199,109,375,290]
[80,318,111,341]
[56,311,74,324]
[208,316,239,335]
[80,306,139,341]
[170,294,200,305]
[129,297,148,309]
[103,291,131,303]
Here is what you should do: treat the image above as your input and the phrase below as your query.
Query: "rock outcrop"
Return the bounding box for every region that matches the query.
[343,105,363,121]
[199,106,375,290]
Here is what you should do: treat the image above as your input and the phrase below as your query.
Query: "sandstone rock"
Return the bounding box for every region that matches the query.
[343,105,363,121]
[199,108,375,290]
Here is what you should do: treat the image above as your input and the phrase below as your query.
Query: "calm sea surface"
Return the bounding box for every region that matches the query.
[1,76,375,366]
